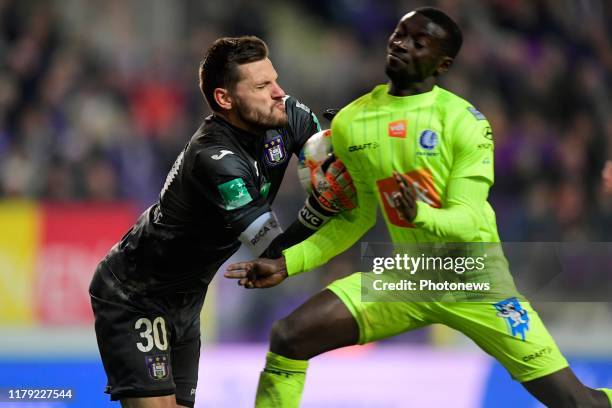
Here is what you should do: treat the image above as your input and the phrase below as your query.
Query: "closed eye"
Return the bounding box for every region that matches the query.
[255,81,271,89]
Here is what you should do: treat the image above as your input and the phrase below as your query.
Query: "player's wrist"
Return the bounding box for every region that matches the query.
[412,201,430,226]
[277,256,289,279]
[282,247,304,277]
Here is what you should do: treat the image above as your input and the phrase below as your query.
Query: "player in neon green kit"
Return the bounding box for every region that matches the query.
[226,7,612,407]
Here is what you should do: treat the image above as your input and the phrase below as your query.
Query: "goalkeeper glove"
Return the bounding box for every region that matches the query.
[298,155,357,230]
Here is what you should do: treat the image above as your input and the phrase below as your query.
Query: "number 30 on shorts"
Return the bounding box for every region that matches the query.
[134,317,169,352]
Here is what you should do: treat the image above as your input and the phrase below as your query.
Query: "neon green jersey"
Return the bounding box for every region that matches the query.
[285,84,501,275]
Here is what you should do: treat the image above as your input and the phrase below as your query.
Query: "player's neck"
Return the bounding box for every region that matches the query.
[388,78,436,97]
[215,111,266,136]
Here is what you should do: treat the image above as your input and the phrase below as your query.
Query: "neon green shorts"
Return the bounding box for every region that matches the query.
[327,272,568,383]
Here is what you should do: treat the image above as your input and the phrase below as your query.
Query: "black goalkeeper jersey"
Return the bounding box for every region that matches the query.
[101,96,320,294]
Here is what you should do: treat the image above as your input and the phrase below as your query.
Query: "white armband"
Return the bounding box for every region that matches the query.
[238,211,283,257]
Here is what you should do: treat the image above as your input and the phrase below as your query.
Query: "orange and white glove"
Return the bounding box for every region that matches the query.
[298,155,357,230]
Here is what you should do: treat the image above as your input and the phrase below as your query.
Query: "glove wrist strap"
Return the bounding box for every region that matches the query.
[298,195,333,230]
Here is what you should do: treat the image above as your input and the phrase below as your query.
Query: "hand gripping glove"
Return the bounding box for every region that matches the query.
[298,155,357,230]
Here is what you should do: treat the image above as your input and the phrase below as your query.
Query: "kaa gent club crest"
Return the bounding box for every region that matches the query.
[264,135,287,166]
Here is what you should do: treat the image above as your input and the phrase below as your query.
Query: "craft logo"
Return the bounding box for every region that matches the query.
[264,136,287,166]
[388,120,407,138]
[348,142,379,152]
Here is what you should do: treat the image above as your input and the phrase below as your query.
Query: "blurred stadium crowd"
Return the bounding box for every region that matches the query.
[1,0,611,240]
[1,0,611,344]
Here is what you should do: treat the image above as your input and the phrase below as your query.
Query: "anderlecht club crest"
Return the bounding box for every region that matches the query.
[146,355,170,381]
[264,136,286,166]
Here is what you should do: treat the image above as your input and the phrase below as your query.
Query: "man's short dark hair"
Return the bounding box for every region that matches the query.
[415,7,463,59]
[199,36,269,112]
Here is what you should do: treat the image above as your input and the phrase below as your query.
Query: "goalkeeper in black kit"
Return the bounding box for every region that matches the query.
[88,36,355,408]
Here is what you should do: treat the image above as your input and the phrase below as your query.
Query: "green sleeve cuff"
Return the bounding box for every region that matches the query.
[282,246,304,276]
[412,200,433,227]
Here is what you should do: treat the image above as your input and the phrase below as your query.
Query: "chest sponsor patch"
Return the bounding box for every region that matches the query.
[264,135,287,166]
[377,169,441,227]
[388,120,407,138]
[217,177,253,210]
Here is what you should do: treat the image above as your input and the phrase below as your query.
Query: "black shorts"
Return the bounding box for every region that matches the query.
[89,261,206,407]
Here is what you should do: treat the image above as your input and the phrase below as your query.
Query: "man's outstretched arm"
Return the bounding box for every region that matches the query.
[225,172,377,288]
[225,257,288,289]
[260,155,356,258]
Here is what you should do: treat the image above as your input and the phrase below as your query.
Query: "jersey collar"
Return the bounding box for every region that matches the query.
[210,114,263,152]
[375,83,440,108]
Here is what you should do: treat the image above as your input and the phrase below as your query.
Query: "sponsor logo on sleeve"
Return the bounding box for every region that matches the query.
[388,120,407,138]
[483,127,493,140]
[250,217,279,246]
[467,107,486,121]
[217,178,253,210]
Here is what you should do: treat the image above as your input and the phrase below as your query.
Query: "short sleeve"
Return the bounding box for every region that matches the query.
[450,107,495,184]
[191,147,270,234]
